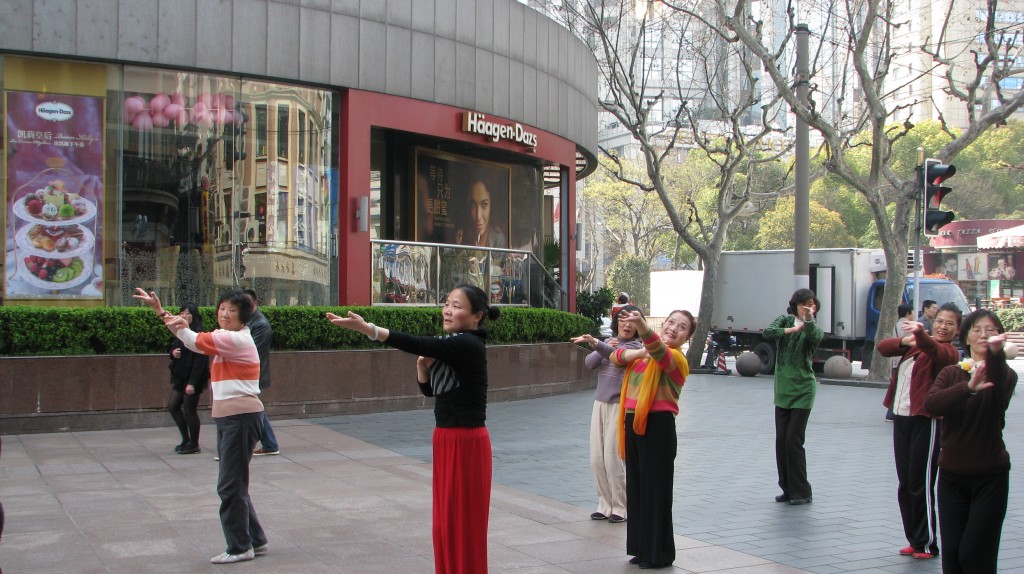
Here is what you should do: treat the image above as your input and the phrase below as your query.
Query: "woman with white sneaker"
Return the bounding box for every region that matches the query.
[571,304,644,524]
[135,288,268,565]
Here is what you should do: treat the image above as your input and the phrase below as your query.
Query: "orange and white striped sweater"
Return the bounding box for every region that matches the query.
[177,327,263,418]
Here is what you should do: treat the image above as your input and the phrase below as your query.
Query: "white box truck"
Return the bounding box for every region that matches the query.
[655,248,971,373]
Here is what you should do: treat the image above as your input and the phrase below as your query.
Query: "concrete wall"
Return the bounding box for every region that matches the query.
[0,0,598,156]
[0,343,595,434]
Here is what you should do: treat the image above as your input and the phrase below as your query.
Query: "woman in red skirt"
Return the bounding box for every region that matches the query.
[327,284,499,574]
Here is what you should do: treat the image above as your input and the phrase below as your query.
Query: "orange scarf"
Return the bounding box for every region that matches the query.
[617,347,686,459]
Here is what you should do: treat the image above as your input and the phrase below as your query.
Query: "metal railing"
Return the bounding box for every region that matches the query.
[370,240,565,310]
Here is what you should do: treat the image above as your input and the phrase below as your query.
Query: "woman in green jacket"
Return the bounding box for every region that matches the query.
[764,288,824,505]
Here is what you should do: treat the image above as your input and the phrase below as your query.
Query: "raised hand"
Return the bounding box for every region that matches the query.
[132,287,163,312]
[571,334,597,348]
[967,362,995,393]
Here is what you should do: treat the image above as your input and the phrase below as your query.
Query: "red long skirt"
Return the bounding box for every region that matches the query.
[432,426,492,574]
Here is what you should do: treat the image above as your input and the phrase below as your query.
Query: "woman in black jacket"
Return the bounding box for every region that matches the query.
[326,284,499,574]
[167,302,209,454]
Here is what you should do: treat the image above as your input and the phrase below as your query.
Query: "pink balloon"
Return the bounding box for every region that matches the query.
[151,113,170,128]
[174,108,189,126]
[124,96,146,122]
[210,93,224,109]
[163,103,183,121]
[170,92,185,106]
[221,94,235,109]
[216,109,233,125]
[192,102,209,116]
[150,93,170,114]
[132,112,154,131]
[195,111,214,129]
[197,92,213,107]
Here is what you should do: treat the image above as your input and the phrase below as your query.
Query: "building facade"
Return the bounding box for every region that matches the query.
[925,219,1024,304]
[0,0,598,310]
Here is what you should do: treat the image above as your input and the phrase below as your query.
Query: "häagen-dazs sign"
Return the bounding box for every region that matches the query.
[462,112,538,150]
[35,101,75,122]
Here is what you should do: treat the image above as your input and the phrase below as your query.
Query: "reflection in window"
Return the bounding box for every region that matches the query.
[255,104,268,158]
[277,104,289,158]
[115,67,337,307]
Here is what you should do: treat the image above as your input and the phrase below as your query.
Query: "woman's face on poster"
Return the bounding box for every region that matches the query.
[469,181,491,245]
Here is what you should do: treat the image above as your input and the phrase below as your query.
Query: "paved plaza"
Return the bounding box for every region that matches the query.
[1,359,1022,573]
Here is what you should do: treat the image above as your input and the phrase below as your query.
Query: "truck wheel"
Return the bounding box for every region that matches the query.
[753,342,776,375]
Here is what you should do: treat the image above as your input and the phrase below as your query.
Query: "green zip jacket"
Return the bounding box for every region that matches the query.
[764,314,824,409]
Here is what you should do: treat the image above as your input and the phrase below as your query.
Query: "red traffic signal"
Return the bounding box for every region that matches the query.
[924,161,955,236]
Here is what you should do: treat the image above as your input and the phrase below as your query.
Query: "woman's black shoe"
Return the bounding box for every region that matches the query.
[774,494,791,502]
[628,556,640,564]
[177,444,201,455]
[638,562,672,569]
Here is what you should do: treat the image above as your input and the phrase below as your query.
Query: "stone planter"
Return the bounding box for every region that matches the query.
[0,343,593,434]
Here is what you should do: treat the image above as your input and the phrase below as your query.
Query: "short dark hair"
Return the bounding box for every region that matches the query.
[217,289,255,325]
[617,292,630,304]
[937,302,963,327]
[787,289,819,317]
[921,300,937,311]
[612,304,644,339]
[897,304,914,319]
[243,288,259,305]
[958,308,1003,344]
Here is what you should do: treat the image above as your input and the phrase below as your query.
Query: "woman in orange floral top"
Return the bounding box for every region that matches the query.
[611,309,694,570]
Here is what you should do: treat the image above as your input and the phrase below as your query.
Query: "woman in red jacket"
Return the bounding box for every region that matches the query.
[876,302,962,560]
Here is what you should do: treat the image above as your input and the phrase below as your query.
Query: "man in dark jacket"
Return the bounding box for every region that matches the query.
[246,289,279,456]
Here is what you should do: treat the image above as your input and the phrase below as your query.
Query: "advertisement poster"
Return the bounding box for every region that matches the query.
[957,252,988,281]
[4,91,105,300]
[987,253,1018,280]
[415,149,510,249]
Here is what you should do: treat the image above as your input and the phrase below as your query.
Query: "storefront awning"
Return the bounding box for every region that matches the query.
[977,224,1024,250]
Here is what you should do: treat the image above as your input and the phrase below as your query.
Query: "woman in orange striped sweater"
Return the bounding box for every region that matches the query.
[134,288,267,565]
[611,309,694,570]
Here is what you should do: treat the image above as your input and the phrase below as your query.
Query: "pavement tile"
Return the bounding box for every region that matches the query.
[4,362,1023,572]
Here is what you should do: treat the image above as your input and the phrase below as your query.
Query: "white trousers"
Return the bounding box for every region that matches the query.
[590,400,627,518]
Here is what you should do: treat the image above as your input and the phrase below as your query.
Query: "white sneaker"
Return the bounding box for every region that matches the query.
[210,548,255,564]
[254,543,268,556]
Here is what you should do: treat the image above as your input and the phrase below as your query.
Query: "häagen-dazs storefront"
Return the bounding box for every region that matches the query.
[0,0,598,311]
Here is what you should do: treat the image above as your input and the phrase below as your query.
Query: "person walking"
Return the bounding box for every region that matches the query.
[571,304,644,524]
[611,309,693,569]
[245,289,279,457]
[765,288,823,506]
[135,288,268,564]
[166,302,209,454]
[326,284,499,574]
[877,303,962,559]
[925,310,1017,574]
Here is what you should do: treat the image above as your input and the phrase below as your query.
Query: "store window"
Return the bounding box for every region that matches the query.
[111,67,338,307]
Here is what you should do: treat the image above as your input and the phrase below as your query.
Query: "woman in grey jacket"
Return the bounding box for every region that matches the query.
[572,304,644,523]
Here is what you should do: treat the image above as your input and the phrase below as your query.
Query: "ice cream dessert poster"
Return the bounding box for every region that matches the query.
[4,91,104,300]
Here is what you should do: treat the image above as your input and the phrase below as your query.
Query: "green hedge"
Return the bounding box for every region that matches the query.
[996,307,1024,332]
[0,305,593,356]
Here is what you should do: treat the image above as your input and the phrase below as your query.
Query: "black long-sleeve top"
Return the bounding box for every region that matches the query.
[924,349,1017,475]
[385,329,488,428]
[168,338,210,393]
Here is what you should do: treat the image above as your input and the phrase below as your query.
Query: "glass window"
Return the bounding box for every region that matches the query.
[277,104,289,158]
[109,66,337,307]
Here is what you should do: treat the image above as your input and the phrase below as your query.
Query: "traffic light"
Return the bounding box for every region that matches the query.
[924,160,956,236]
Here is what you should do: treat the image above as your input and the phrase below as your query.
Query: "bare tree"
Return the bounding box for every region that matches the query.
[667,0,1024,378]
[559,0,792,366]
